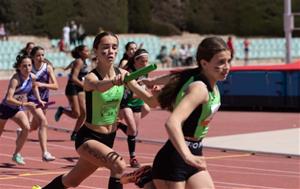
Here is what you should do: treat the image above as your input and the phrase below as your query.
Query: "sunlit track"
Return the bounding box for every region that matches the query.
[210,169,299,178]
[0,169,108,180]
[209,163,300,174]
[214,181,286,189]
[206,153,252,160]
[206,156,300,164]
[0,76,299,188]
[0,184,28,189]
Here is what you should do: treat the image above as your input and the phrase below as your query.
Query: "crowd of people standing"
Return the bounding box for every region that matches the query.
[156,43,196,68]
[59,21,87,53]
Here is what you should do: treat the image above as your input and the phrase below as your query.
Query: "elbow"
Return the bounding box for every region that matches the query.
[6,97,15,105]
[71,77,77,83]
[53,85,59,90]
[165,118,179,133]
[165,121,173,133]
[147,98,159,108]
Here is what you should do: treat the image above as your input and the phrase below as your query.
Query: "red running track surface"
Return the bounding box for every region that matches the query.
[0,77,299,189]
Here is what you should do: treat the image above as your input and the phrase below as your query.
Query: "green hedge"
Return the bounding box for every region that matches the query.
[0,0,297,37]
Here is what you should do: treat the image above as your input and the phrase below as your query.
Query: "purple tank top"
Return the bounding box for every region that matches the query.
[2,73,33,110]
[27,63,50,102]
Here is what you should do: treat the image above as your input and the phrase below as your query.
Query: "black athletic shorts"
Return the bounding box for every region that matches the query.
[152,139,203,181]
[75,124,116,150]
[120,105,142,113]
[0,104,20,120]
[65,82,83,96]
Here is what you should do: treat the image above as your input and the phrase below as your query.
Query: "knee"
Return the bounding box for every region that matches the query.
[79,111,86,119]
[111,159,127,175]
[128,127,138,135]
[30,126,37,131]
[22,125,30,132]
[72,110,80,118]
[40,118,48,126]
[35,116,48,126]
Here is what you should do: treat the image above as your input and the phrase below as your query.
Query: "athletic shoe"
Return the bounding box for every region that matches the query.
[54,106,64,122]
[130,157,141,168]
[32,185,42,189]
[12,153,25,165]
[120,165,152,187]
[42,151,55,162]
[70,131,77,141]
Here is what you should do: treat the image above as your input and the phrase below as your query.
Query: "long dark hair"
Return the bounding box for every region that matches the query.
[71,45,86,59]
[125,48,148,72]
[118,41,136,67]
[30,46,44,58]
[13,54,32,72]
[93,31,118,50]
[158,37,229,111]
[19,42,35,55]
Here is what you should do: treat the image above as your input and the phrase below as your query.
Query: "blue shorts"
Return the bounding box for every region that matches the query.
[75,124,116,150]
[152,139,203,181]
[0,103,21,120]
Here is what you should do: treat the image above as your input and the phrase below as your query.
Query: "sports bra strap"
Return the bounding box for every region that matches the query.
[91,67,121,80]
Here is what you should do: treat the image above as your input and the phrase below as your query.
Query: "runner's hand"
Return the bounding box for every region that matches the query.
[112,73,126,86]
[184,154,207,170]
[24,102,37,110]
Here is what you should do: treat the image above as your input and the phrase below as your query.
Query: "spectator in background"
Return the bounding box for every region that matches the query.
[77,23,86,45]
[62,22,70,51]
[0,23,8,41]
[70,20,78,47]
[156,45,172,68]
[178,44,187,66]
[58,37,66,53]
[185,43,194,66]
[169,45,180,67]
[244,38,250,65]
[227,36,234,60]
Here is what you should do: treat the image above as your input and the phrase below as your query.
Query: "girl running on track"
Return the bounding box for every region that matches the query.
[54,45,89,141]
[121,36,232,189]
[27,46,58,161]
[0,54,43,165]
[19,42,35,55]
[40,31,158,189]
[118,48,151,168]
[118,41,137,68]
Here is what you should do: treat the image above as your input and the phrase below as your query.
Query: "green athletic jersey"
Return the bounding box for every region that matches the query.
[175,75,221,140]
[127,97,144,107]
[125,75,146,107]
[86,68,125,126]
